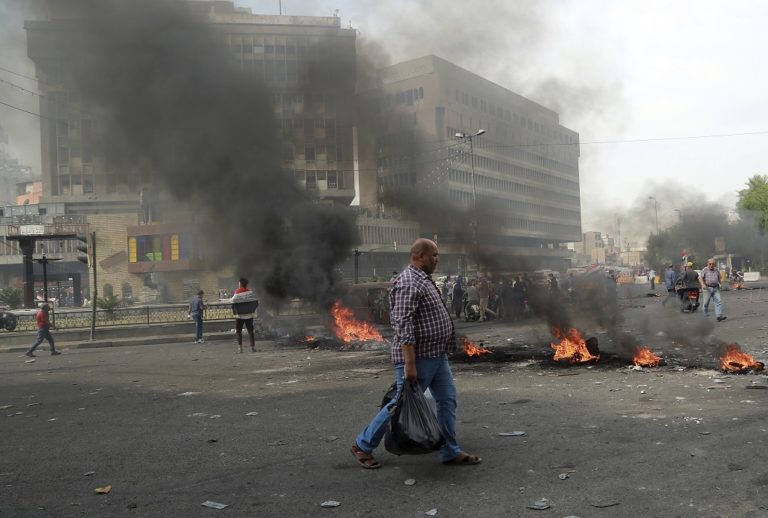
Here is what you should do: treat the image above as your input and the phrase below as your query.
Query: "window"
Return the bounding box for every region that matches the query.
[306,171,317,189]
[314,119,325,129]
[305,144,316,161]
[327,171,337,188]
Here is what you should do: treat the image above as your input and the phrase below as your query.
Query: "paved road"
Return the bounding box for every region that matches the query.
[2,286,768,517]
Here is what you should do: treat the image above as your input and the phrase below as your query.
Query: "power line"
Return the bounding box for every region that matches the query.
[0,77,43,97]
[0,99,42,118]
[0,65,38,83]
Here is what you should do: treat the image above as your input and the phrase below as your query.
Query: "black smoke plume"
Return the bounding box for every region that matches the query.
[56,0,357,305]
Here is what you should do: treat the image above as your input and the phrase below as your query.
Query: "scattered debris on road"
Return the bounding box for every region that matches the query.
[201,500,228,509]
[404,478,416,486]
[320,500,341,508]
[527,498,550,510]
[94,485,112,494]
[498,431,526,436]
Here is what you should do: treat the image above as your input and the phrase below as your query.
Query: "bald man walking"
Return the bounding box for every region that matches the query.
[351,238,481,469]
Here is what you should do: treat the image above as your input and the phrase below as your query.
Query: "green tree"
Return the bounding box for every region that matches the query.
[738,175,768,271]
[738,175,768,235]
[0,287,23,309]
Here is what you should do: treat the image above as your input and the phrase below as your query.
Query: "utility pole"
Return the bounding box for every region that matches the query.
[617,216,621,266]
[456,129,486,271]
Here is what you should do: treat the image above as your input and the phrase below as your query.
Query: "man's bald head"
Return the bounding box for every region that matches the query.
[410,238,439,275]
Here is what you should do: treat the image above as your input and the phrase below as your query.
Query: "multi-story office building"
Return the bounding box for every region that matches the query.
[21,1,359,301]
[25,1,357,211]
[361,55,582,271]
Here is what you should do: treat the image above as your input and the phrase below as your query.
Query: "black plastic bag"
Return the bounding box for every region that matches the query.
[384,381,445,455]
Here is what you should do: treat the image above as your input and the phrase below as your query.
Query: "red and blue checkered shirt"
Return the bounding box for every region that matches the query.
[389,265,456,364]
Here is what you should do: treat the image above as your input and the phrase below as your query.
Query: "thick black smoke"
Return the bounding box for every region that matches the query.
[59,0,357,305]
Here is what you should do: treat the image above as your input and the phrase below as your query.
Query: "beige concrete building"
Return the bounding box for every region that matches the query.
[20,2,359,299]
[25,1,357,212]
[360,55,582,271]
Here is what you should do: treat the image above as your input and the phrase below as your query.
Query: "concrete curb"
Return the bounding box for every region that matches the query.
[0,331,240,354]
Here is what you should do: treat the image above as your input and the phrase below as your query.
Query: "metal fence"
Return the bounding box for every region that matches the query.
[9,300,318,333]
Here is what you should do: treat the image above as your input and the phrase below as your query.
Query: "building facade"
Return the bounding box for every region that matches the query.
[21,1,360,300]
[361,55,582,271]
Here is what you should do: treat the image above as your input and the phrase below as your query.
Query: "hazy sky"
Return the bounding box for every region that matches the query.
[1,0,767,238]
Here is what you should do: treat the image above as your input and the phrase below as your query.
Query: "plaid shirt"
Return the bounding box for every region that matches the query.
[389,264,456,364]
[701,267,721,287]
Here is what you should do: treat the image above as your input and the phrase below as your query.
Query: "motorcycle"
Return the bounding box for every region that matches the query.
[0,307,18,331]
[677,287,700,313]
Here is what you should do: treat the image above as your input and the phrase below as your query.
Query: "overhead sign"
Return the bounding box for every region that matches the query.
[19,225,45,236]
[714,237,726,253]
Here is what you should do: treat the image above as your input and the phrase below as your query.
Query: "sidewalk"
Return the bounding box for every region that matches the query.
[0,314,327,354]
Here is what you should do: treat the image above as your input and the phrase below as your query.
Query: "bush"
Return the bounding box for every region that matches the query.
[96,294,122,318]
[0,287,23,309]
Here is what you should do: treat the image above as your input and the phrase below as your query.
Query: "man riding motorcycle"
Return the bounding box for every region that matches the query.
[676,262,701,312]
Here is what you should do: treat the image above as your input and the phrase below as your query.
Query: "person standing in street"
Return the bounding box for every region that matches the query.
[477,273,490,322]
[662,263,677,306]
[231,277,258,353]
[451,278,464,320]
[25,303,60,357]
[188,290,205,343]
[700,259,727,321]
[648,268,656,290]
[350,238,481,469]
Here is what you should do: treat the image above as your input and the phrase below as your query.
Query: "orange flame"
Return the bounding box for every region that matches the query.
[550,327,599,364]
[633,346,661,368]
[462,336,491,356]
[720,343,765,373]
[330,301,383,343]
[302,335,315,343]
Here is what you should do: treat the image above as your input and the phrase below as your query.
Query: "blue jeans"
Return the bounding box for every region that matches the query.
[355,354,461,463]
[702,287,723,317]
[28,328,56,354]
[194,315,203,340]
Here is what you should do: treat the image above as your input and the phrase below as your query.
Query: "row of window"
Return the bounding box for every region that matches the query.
[284,143,339,162]
[293,170,341,190]
[448,190,580,238]
[467,152,578,192]
[450,90,576,145]
[447,126,578,177]
[273,92,337,111]
[226,36,352,56]
[446,169,580,220]
[378,87,425,108]
[448,168,580,207]
[278,118,337,140]
[358,225,417,248]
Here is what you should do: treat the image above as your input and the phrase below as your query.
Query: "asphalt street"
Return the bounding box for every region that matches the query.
[3,285,768,517]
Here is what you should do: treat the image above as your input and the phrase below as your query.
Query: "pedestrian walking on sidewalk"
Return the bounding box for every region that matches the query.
[700,259,727,321]
[350,238,482,469]
[25,303,60,357]
[188,290,206,343]
[231,278,258,353]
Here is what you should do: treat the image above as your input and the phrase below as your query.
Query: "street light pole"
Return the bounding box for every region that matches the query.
[456,129,486,270]
[648,196,659,233]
